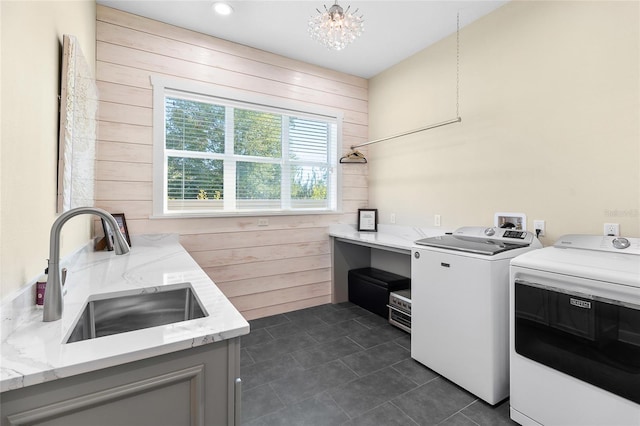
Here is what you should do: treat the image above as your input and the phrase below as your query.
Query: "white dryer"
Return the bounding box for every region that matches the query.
[412,226,541,405]
[510,235,640,426]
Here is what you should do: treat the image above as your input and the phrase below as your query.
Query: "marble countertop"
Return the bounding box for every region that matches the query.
[329,224,448,252]
[0,234,249,393]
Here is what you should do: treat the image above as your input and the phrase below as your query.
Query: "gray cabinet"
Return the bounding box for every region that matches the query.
[0,338,241,426]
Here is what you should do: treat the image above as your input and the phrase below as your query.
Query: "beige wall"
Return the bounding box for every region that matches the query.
[5,0,634,314]
[369,1,639,243]
[95,6,368,320]
[0,1,96,301]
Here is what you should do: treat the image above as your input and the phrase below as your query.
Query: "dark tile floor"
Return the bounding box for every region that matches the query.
[240,302,516,426]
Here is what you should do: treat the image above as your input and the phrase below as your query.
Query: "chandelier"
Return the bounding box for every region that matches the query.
[308,2,364,51]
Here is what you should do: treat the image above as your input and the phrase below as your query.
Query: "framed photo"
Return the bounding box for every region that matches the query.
[358,208,378,232]
[112,213,131,247]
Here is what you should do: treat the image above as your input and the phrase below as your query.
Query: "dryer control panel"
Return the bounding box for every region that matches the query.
[554,234,640,254]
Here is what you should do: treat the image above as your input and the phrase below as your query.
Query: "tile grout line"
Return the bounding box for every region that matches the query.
[457,410,483,426]
[388,399,422,426]
[437,397,482,426]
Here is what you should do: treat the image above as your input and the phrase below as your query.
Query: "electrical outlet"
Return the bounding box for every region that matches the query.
[390,213,396,224]
[604,223,619,236]
[257,218,269,227]
[434,214,441,227]
[533,220,545,237]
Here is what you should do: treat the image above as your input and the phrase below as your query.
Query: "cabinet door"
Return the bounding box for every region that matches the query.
[8,366,204,426]
[1,339,240,426]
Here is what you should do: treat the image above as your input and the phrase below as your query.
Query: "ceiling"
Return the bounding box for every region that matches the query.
[97,0,509,79]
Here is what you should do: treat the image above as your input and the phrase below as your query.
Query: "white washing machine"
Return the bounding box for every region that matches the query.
[510,235,640,426]
[412,226,541,405]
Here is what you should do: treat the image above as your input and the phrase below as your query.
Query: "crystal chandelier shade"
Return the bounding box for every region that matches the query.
[308,2,364,51]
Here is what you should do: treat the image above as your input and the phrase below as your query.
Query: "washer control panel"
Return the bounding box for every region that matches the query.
[503,230,528,240]
[453,226,536,245]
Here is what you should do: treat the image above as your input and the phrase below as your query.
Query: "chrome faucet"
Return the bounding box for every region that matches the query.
[43,207,130,322]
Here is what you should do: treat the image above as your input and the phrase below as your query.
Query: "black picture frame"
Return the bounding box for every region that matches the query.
[112,213,131,247]
[358,208,378,232]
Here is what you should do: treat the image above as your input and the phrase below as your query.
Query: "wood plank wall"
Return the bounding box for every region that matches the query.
[95,6,369,320]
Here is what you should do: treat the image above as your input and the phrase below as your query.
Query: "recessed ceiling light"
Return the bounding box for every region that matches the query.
[212,2,233,16]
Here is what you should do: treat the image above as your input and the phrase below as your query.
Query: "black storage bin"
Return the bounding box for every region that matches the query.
[348,267,410,317]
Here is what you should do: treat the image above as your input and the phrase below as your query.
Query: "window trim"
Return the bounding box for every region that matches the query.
[151,76,343,218]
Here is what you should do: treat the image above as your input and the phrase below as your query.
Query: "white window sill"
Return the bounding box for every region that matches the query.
[149,210,343,219]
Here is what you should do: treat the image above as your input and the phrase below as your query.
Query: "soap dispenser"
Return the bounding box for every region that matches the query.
[35,267,48,307]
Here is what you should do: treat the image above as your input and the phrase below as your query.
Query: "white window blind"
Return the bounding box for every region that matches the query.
[153,82,340,216]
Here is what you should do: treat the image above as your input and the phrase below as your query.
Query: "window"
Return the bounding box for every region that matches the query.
[152,79,341,216]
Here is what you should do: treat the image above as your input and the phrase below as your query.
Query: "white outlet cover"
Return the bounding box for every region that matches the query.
[604,223,620,236]
[533,220,545,236]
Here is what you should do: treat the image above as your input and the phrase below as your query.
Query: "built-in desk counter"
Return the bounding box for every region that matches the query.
[329,224,446,303]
